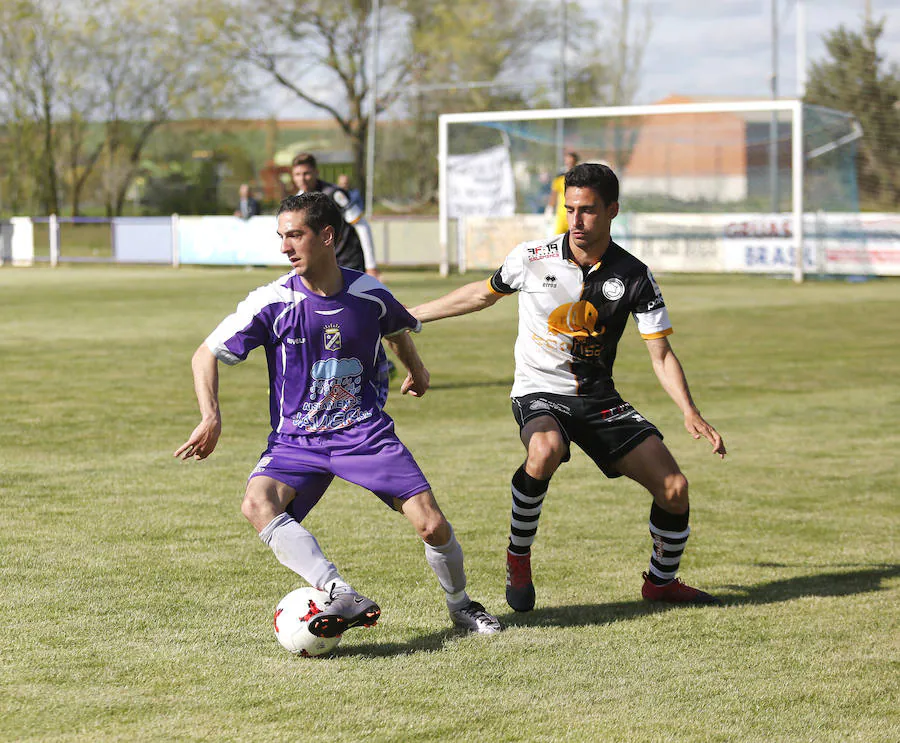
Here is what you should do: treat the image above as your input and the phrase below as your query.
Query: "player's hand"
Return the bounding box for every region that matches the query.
[684,410,726,459]
[400,366,430,397]
[174,416,222,461]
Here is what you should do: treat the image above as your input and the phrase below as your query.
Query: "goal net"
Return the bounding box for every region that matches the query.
[439,101,874,281]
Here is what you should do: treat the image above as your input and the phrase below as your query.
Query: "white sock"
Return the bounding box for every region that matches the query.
[259,513,341,590]
[424,525,470,611]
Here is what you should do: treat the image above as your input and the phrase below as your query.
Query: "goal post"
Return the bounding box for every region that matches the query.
[439,100,865,282]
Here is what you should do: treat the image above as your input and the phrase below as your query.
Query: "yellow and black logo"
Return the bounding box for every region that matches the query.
[547,301,605,338]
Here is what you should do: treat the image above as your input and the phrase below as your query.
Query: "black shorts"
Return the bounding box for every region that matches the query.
[511,392,662,479]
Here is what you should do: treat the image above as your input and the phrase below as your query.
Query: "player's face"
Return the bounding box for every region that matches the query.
[291,164,318,192]
[277,210,334,275]
[565,186,618,253]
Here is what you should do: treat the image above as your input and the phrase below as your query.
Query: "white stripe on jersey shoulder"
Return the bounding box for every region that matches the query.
[345,273,387,318]
[205,274,307,365]
[269,276,309,337]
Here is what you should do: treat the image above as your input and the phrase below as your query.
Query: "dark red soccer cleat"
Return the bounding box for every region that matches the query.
[641,572,721,605]
[506,549,536,612]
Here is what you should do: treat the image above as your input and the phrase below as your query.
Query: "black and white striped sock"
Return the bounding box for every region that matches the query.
[647,503,690,586]
[509,465,550,555]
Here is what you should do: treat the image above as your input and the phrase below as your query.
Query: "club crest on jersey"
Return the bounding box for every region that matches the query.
[526,243,560,262]
[601,277,626,301]
[323,324,342,350]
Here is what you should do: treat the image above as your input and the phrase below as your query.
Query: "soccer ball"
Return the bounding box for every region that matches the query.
[273,587,341,657]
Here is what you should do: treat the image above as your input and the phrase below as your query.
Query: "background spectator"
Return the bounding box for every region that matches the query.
[234,183,261,219]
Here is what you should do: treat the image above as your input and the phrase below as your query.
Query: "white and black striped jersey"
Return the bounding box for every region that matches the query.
[489,234,672,398]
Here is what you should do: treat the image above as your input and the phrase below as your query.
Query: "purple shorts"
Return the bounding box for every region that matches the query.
[248,413,431,522]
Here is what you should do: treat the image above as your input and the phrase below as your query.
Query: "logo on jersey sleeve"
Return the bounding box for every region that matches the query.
[642,269,666,311]
[601,278,626,300]
[547,300,605,338]
[323,323,342,350]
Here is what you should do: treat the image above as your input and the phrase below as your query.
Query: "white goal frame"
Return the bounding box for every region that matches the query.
[439,100,813,281]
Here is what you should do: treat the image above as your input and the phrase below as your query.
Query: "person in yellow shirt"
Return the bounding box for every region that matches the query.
[547,151,579,235]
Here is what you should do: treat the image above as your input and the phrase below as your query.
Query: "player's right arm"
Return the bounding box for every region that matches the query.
[410,279,505,323]
[174,344,222,461]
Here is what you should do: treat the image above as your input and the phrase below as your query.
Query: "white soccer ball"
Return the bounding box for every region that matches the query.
[273,587,341,657]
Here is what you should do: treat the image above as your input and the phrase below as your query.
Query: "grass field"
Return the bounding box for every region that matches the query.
[1,265,898,742]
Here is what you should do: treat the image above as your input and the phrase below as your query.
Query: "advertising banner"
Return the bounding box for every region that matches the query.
[177,216,284,266]
[447,145,516,219]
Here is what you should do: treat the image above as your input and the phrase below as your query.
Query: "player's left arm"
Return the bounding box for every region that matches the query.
[384,331,429,398]
[645,336,726,458]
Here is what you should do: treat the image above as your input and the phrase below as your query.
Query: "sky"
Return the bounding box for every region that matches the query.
[262,0,900,119]
[636,0,900,104]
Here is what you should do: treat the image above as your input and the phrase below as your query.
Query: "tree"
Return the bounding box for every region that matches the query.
[85,0,246,216]
[217,0,412,200]
[0,0,69,215]
[805,19,900,209]
[381,0,553,207]
[0,0,246,217]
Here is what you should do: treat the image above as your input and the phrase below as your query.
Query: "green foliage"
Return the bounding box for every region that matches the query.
[804,19,900,210]
[0,266,898,741]
[0,0,245,218]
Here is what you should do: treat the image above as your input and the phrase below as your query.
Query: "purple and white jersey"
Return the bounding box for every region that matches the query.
[205,267,420,436]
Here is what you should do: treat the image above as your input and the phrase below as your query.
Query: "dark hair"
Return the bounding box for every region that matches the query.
[291,152,317,169]
[564,163,619,205]
[565,151,579,163]
[277,192,342,236]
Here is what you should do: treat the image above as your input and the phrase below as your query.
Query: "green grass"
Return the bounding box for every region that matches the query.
[1,266,898,742]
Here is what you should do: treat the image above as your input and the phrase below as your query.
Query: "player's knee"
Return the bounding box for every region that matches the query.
[526,435,565,476]
[240,487,271,524]
[418,514,451,545]
[658,473,689,513]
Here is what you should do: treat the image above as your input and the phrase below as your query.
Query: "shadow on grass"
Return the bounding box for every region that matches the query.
[335,564,899,656]
[501,563,900,630]
[331,628,461,658]
[722,563,900,604]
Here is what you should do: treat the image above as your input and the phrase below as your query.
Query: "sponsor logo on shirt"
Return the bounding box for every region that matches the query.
[601,278,626,301]
[295,357,371,433]
[286,336,306,345]
[543,274,557,288]
[526,243,560,262]
[323,324,342,350]
[547,300,604,338]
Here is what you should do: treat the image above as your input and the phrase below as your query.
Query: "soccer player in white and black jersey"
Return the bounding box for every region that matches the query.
[410,163,726,610]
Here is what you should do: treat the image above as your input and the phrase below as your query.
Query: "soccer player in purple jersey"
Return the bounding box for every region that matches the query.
[411,163,726,612]
[175,192,502,637]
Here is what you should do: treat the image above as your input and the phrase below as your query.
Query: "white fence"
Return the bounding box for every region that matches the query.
[0,215,458,269]
[2,213,899,277]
